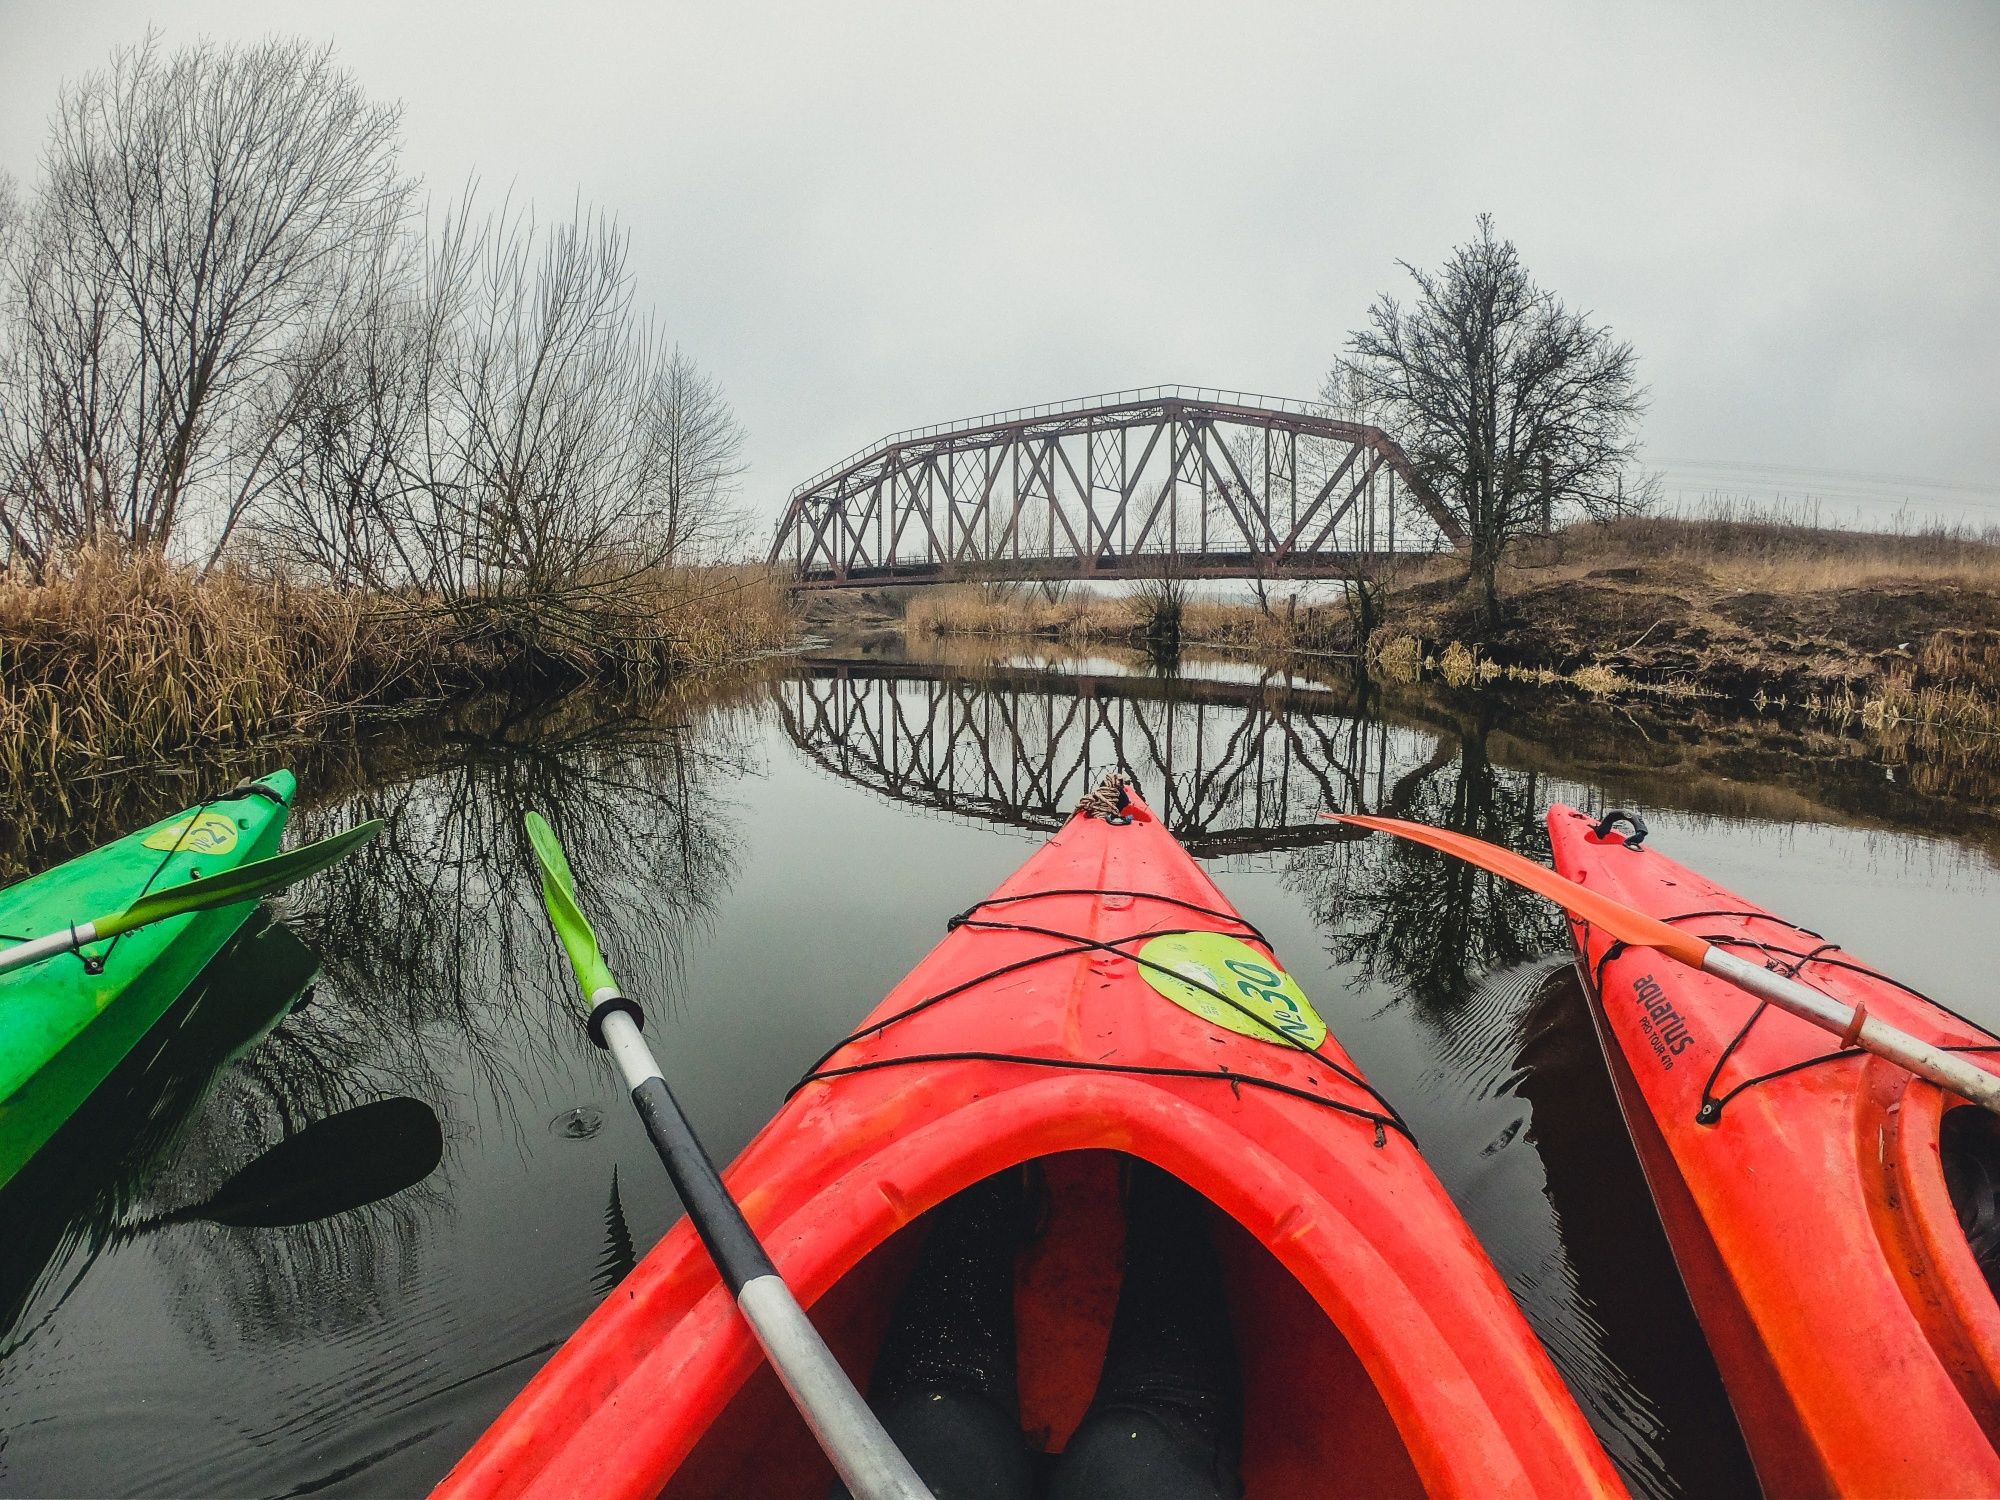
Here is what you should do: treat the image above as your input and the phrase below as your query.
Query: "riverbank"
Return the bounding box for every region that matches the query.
[0,551,798,787]
[834,515,2000,733]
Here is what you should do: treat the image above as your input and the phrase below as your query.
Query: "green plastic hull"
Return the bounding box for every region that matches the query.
[0,772,294,1188]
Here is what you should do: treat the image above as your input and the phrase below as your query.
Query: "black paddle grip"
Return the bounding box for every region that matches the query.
[629,1075,778,1295]
[586,993,644,1048]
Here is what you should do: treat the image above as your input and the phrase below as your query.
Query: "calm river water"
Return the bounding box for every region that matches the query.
[3,638,1998,1497]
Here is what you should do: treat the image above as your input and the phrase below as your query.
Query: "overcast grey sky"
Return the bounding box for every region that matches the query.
[5,0,1997,529]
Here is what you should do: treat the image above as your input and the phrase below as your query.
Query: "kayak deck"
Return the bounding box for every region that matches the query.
[442,788,1620,1499]
[0,773,294,1188]
[1549,804,2000,1496]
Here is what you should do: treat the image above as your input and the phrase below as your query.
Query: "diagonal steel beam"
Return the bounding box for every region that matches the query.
[1303,450,1387,556]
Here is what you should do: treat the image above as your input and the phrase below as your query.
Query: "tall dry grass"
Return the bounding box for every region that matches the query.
[1864,629,2000,734]
[904,584,1133,642]
[0,551,392,779]
[634,565,798,672]
[1517,507,2000,593]
[0,551,798,781]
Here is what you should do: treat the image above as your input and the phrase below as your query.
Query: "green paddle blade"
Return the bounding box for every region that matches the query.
[93,820,385,940]
[525,811,620,1001]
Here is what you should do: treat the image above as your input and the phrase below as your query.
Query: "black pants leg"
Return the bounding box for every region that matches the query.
[865,1387,1036,1500]
[832,1171,1034,1500]
[832,1162,1241,1500]
[1047,1164,1243,1500]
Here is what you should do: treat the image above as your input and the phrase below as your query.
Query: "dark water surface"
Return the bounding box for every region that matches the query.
[3,640,1999,1497]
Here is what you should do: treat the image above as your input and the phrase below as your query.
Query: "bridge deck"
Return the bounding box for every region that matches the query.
[792,548,1436,589]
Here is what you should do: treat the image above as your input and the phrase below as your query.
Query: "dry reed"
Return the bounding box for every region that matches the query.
[904,584,1135,642]
[1515,508,2000,594]
[0,550,798,782]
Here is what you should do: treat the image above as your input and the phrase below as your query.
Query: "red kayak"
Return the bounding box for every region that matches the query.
[1550,805,2000,1496]
[440,785,1620,1499]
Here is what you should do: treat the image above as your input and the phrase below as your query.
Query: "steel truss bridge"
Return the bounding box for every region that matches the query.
[768,386,1465,589]
[777,657,1429,858]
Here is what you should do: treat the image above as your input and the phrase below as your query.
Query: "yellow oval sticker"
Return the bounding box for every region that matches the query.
[1137,932,1326,1048]
[142,811,241,856]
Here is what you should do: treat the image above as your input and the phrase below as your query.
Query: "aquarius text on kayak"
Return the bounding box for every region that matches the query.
[1632,972,1695,1068]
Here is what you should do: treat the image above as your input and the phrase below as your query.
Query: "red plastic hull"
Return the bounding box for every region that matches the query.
[439,796,1620,1499]
[1550,804,2000,1496]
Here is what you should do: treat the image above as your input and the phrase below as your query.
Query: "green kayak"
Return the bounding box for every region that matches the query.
[0,771,294,1189]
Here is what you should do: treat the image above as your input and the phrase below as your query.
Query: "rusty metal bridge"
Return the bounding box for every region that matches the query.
[768,385,1464,589]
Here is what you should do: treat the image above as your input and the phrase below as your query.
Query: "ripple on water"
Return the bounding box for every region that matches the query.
[548,1106,605,1140]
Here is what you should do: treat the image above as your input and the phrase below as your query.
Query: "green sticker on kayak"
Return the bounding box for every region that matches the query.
[141,811,241,856]
[1137,932,1325,1048]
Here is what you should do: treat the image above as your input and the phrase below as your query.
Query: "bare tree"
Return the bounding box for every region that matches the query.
[648,346,747,563]
[422,193,686,599]
[1,38,749,611]
[0,170,18,265]
[243,178,750,613]
[246,219,438,586]
[1341,216,1647,625]
[0,35,409,571]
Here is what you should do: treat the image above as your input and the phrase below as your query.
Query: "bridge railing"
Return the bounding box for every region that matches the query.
[785,382,1361,504]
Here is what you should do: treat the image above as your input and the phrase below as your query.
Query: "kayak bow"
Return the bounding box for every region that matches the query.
[1323,810,2000,1116]
[0,774,297,1188]
[439,785,1621,1499]
[1548,805,2000,1496]
[0,817,382,978]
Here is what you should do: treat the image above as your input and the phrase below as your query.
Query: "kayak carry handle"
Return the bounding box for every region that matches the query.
[1593,809,1649,848]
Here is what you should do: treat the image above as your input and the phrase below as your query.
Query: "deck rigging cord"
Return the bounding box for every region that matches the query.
[1589,906,2000,1124]
[796,774,1412,1144]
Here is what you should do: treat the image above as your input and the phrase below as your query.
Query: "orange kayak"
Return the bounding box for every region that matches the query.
[440,787,1620,1499]
[1550,804,2000,1496]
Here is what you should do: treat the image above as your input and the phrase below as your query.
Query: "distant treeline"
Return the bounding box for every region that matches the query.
[0,34,746,600]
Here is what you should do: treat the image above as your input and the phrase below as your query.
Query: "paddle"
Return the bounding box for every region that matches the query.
[522,811,932,1500]
[121,1096,443,1236]
[0,821,385,979]
[1323,810,2000,1118]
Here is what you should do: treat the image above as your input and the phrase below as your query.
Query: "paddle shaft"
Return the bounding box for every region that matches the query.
[1324,810,2000,1119]
[594,1002,933,1500]
[1704,947,2000,1114]
[0,819,381,979]
[0,921,97,977]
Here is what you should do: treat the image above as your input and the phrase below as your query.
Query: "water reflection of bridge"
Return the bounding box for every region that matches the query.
[778,657,1406,857]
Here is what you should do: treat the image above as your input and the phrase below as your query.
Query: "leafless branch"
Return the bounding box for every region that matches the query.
[1340,215,1647,623]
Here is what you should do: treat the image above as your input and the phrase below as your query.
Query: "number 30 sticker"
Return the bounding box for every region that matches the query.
[1136,932,1326,1048]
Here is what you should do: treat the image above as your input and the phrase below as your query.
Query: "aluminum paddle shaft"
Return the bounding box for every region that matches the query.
[0,922,99,978]
[1704,947,2000,1114]
[522,812,931,1500]
[594,1006,931,1500]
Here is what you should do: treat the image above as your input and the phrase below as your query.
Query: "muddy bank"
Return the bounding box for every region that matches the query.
[810,517,2000,734]
[1383,562,2000,725]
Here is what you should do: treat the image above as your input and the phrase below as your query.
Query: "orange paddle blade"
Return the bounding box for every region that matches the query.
[1321,812,1711,969]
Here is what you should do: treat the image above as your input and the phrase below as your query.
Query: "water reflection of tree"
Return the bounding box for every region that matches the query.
[276,688,759,1108]
[144,686,760,1352]
[1287,702,1565,1010]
